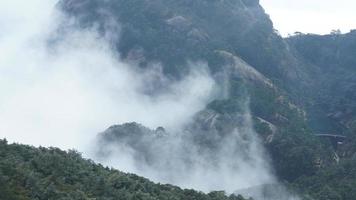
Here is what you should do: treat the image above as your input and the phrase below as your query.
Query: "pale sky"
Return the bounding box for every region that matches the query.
[260,0,356,36]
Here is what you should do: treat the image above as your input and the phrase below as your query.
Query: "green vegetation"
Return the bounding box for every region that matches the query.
[288,31,356,133]
[294,159,356,200]
[0,139,248,200]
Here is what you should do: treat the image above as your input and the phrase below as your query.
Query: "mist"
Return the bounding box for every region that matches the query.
[94,105,299,199]
[0,1,299,199]
[95,108,275,193]
[0,0,214,150]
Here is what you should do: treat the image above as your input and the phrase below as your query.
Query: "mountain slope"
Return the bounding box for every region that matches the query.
[0,139,248,200]
[287,31,356,134]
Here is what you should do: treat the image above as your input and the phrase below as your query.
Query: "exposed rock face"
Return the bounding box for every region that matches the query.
[166,15,192,31]
[216,50,274,88]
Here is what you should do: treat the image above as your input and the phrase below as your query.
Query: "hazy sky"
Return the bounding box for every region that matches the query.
[260,0,356,36]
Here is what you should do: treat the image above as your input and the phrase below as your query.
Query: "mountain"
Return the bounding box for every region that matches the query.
[58,0,324,182]
[3,0,355,199]
[0,139,248,200]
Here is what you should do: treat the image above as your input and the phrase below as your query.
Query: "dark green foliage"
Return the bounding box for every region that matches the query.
[294,159,356,200]
[267,130,320,181]
[288,31,356,133]
[0,139,248,200]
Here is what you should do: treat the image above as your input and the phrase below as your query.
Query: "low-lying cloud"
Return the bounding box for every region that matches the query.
[95,109,277,194]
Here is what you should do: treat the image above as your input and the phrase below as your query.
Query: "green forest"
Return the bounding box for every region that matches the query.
[0,140,248,200]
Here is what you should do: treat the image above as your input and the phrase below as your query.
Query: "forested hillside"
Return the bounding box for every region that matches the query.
[288,31,356,133]
[0,139,248,200]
